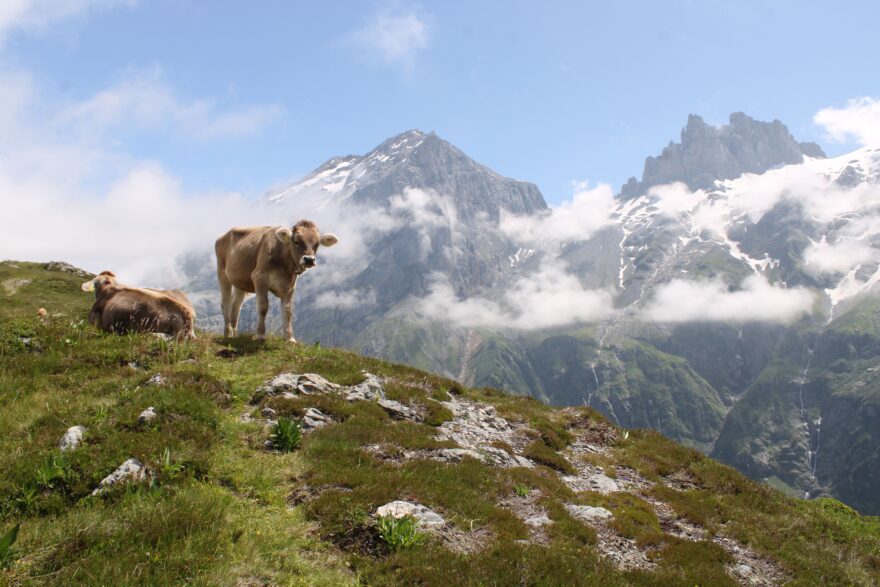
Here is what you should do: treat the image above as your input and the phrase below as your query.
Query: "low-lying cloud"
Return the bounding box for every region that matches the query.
[416,262,616,330]
[642,275,815,324]
[500,182,617,247]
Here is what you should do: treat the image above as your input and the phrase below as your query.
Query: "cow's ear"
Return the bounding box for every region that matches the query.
[319,233,339,247]
[276,227,293,243]
[81,279,96,292]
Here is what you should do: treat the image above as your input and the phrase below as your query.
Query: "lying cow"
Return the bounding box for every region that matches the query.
[81,271,196,338]
[215,220,338,342]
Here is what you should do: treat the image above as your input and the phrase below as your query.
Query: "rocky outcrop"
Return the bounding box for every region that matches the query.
[620,112,825,197]
[91,458,148,495]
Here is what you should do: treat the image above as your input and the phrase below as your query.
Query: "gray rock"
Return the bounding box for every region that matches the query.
[345,372,385,401]
[253,372,340,402]
[92,458,147,495]
[137,406,157,425]
[376,500,445,527]
[45,261,91,277]
[302,407,331,430]
[261,407,277,419]
[58,425,85,451]
[524,515,552,527]
[565,504,613,522]
[147,373,166,386]
[378,399,419,420]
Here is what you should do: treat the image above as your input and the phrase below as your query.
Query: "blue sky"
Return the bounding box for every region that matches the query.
[2,0,878,205]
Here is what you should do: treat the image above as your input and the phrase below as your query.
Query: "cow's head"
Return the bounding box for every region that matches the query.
[81,271,118,296]
[275,219,338,272]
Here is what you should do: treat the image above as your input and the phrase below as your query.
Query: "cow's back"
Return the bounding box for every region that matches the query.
[216,226,274,292]
[94,286,194,337]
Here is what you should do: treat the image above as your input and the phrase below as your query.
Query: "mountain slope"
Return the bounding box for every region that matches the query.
[183,119,880,514]
[2,261,879,586]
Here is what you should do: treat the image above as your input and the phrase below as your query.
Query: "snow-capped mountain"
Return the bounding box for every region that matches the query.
[184,117,880,515]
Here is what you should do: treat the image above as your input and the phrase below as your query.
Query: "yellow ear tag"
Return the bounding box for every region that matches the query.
[82,280,96,292]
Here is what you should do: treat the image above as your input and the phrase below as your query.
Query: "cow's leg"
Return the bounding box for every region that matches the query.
[254,282,270,340]
[282,287,296,343]
[229,288,247,336]
[218,271,233,336]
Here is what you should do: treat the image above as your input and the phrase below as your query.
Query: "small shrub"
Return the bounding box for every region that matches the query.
[13,485,38,513]
[514,484,531,498]
[0,523,20,570]
[524,440,576,475]
[34,454,68,489]
[271,417,302,452]
[422,401,454,426]
[376,515,425,551]
[157,448,185,482]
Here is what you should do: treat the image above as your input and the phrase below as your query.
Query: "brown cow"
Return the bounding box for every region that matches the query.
[81,271,196,338]
[215,220,338,342]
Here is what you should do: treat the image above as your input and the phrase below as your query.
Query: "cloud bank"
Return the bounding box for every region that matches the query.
[642,275,814,324]
[416,262,615,330]
[500,182,617,247]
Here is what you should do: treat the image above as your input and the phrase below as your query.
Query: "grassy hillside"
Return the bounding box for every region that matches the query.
[1,261,879,586]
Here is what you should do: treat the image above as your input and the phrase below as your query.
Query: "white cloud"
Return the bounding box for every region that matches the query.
[500,182,616,247]
[56,66,283,140]
[0,162,273,286]
[804,238,879,275]
[351,6,430,69]
[415,262,616,330]
[0,0,133,45]
[642,275,814,324]
[313,289,376,310]
[814,97,880,146]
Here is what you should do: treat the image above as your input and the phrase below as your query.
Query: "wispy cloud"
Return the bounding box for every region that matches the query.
[641,275,815,324]
[350,4,431,70]
[814,97,880,146]
[0,0,134,46]
[56,66,283,141]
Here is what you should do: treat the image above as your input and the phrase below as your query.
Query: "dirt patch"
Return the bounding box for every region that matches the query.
[288,483,352,507]
[664,469,701,491]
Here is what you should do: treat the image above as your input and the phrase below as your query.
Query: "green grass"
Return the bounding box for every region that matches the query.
[1,260,880,586]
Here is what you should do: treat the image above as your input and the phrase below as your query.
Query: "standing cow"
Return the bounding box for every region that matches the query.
[214,220,338,342]
[81,271,196,338]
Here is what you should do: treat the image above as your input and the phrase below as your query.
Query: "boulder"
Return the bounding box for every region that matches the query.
[378,399,419,421]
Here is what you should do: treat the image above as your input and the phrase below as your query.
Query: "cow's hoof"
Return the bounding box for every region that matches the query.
[287,337,298,344]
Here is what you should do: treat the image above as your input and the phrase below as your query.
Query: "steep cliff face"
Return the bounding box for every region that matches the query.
[620,112,825,197]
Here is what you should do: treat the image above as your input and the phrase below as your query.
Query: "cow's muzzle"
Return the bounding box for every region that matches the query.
[302,256,317,268]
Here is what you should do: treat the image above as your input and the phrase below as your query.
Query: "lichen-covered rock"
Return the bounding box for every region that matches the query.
[58,425,85,451]
[376,501,445,527]
[92,458,147,495]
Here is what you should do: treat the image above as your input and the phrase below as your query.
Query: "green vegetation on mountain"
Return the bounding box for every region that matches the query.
[1,261,879,586]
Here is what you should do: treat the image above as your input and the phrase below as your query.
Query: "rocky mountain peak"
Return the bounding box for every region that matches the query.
[620,112,826,198]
